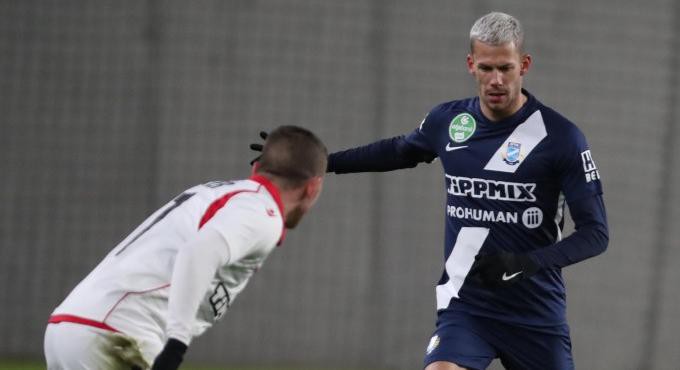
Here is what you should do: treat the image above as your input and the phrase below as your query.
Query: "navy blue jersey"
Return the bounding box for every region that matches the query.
[402,90,604,325]
[328,89,608,326]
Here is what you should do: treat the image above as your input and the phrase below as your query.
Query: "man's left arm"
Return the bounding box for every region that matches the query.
[470,126,608,288]
[529,193,609,269]
[530,124,609,268]
[153,196,277,370]
[470,194,608,288]
[152,228,229,370]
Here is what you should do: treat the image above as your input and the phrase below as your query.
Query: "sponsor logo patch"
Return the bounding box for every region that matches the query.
[449,113,476,143]
[522,207,543,229]
[447,205,518,224]
[445,175,536,202]
[445,143,468,152]
[580,150,601,183]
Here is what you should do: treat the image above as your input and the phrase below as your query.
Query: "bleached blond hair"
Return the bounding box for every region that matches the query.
[470,12,524,52]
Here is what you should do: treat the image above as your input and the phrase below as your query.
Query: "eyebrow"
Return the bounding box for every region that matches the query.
[477,63,514,69]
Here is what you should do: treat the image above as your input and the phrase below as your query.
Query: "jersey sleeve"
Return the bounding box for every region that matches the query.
[403,104,442,153]
[326,135,433,173]
[529,193,608,269]
[165,228,229,345]
[529,126,608,269]
[556,127,603,202]
[165,194,280,345]
[326,105,443,174]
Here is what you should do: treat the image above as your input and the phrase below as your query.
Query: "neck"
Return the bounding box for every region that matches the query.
[481,91,527,122]
[257,174,302,216]
[250,172,287,214]
[279,192,300,214]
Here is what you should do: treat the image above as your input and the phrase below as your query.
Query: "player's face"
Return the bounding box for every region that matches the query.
[467,40,531,121]
[284,177,323,229]
[284,206,305,228]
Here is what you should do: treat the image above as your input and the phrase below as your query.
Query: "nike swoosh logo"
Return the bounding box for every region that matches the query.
[502,271,523,281]
[445,143,468,152]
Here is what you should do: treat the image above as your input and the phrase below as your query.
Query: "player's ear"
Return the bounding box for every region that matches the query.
[303,177,323,205]
[519,54,532,76]
[466,54,475,75]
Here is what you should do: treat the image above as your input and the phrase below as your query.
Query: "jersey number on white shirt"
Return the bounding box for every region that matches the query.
[115,192,196,256]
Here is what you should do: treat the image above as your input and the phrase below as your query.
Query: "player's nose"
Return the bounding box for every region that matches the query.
[491,70,503,85]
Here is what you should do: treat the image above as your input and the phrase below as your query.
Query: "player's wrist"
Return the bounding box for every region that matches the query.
[469,251,542,289]
[165,338,188,354]
[517,253,540,275]
[151,338,188,370]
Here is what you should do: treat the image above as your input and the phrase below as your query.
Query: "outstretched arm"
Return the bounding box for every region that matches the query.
[327,135,436,174]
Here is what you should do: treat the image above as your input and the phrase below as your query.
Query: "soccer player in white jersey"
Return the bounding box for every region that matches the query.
[44,125,328,370]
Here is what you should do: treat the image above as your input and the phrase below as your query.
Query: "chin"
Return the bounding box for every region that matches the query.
[486,101,513,113]
[284,207,305,229]
[284,219,299,229]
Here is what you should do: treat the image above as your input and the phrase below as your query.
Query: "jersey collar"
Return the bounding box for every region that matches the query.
[249,174,287,246]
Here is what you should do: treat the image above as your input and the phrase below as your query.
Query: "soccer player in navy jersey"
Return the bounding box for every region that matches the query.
[325,12,609,370]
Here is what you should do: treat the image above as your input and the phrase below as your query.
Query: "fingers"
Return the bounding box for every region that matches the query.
[468,254,506,290]
[250,143,264,151]
[469,255,488,275]
[468,261,481,277]
[248,131,268,165]
[249,143,263,165]
[249,155,262,166]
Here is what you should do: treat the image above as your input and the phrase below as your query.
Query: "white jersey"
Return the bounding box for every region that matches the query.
[50,175,284,361]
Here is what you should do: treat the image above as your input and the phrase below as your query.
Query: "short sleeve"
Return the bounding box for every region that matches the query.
[200,194,281,264]
[557,127,603,203]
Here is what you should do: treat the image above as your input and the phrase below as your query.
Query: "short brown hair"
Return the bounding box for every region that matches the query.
[256,126,328,188]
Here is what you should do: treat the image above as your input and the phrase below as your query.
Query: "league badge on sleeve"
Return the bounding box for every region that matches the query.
[502,141,522,165]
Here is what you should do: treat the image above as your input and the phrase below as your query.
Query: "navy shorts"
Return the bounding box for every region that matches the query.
[423,310,574,370]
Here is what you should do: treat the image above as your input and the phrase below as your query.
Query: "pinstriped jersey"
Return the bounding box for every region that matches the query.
[405,90,603,326]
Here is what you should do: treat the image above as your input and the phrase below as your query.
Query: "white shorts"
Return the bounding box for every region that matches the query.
[44,322,151,370]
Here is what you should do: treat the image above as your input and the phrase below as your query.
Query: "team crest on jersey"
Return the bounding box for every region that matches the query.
[449,113,476,143]
[426,335,440,355]
[502,141,522,165]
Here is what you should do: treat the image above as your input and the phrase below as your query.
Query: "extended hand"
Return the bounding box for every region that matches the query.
[249,131,268,165]
[469,252,539,289]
